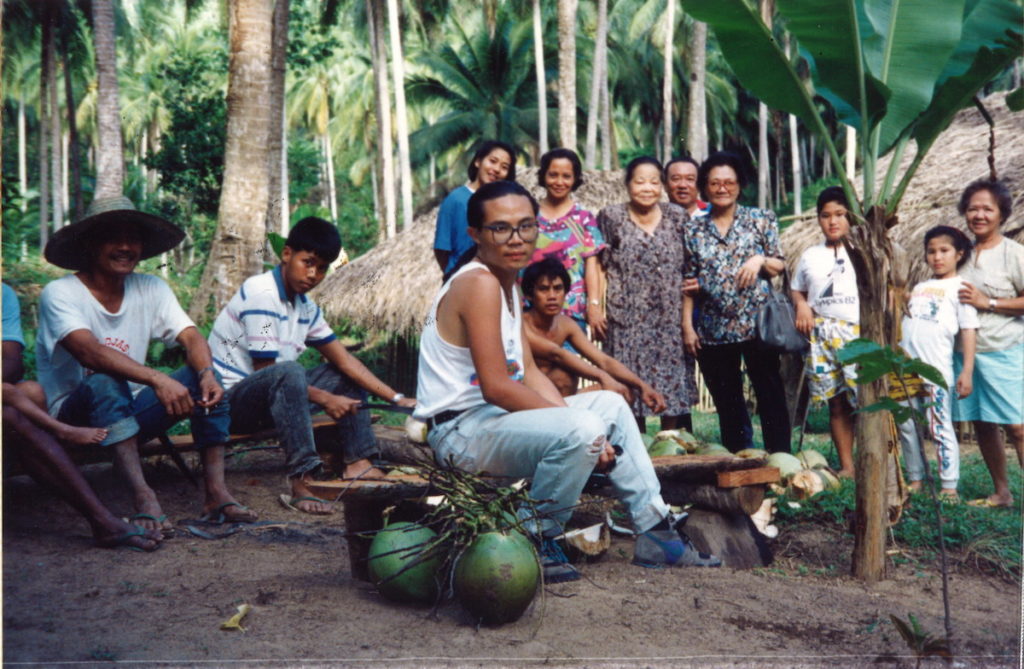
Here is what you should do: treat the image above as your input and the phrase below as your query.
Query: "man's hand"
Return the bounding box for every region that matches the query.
[594,439,616,472]
[396,396,418,409]
[152,373,194,418]
[795,302,815,337]
[737,254,765,290]
[956,372,973,399]
[599,373,632,402]
[640,384,667,413]
[197,369,224,409]
[320,393,362,419]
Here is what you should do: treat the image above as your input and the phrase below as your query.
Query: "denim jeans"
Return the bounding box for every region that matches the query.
[57,366,230,448]
[697,340,791,453]
[224,361,376,478]
[427,390,669,537]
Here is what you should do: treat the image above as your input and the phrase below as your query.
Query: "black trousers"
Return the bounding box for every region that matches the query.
[697,340,791,453]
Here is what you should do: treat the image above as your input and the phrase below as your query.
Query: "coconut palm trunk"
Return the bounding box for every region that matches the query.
[18,98,27,212]
[685,19,708,162]
[189,0,274,321]
[557,0,577,151]
[585,0,608,169]
[39,6,51,245]
[661,0,675,161]
[387,0,413,231]
[91,0,124,200]
[62,49,83,221]
[756,0,774,208]
[367,0,396,240]
[46,12,63,229]
[533,0,548,156]
[266,0,290,236]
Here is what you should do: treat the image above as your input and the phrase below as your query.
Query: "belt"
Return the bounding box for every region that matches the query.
[427,409,465,431]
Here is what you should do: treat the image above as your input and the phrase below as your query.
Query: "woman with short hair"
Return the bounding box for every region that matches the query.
[683,151,790,453]
[953,179,1024,507]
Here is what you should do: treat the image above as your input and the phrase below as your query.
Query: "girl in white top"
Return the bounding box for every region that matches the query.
[898,226,979,499]
[415,181,720,583]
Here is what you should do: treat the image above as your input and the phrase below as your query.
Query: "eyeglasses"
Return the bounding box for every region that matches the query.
[708,180,739,191]
[482,222,540,244]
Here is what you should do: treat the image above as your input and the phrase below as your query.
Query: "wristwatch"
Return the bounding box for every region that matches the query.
[989,298,998,312]
[391,392,406,403]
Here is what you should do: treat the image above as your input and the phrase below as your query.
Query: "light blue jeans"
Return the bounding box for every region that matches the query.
[899,384,959,489]
[427,390,669,537]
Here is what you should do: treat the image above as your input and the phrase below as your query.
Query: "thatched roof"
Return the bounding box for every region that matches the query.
[316,92,1022,335]
[781,91,1024,285]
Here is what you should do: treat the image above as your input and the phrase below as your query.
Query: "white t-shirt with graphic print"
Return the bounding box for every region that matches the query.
[36,273,194,414]
[900,276,980,387]
[792,242,860,324]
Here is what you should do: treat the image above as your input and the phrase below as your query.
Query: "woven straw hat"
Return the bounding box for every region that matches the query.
[44,196,185,271]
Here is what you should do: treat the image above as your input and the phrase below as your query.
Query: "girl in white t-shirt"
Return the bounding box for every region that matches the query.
[792,187,859,477]
[898,226,979,500]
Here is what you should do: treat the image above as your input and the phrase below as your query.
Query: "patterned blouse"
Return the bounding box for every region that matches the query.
[684,205,784,345]
[530,203,606,320]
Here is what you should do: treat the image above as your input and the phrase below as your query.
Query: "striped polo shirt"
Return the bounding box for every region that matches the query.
[208,265,336,390]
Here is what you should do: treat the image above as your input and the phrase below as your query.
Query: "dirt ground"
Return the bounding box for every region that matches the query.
[3,448,1021,668]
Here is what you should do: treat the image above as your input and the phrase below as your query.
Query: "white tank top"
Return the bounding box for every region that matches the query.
[414,261,525,420]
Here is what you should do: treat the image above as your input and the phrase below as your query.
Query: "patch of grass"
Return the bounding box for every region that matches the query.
[775,476,857,526]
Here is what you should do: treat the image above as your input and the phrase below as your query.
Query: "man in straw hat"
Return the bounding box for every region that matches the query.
[35,196,257,535]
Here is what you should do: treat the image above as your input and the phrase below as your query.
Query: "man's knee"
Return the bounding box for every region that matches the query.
[80,372,133,399]
[561,409,607,458]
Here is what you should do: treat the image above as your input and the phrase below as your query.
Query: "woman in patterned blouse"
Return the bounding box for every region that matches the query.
[682,151,791,453]
[597,156,696,433]
[531,148,607,337]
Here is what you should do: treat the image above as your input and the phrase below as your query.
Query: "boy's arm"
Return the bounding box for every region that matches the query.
[314,338,417,416]
[956,328,976,399]
[529,318,629,397]
[791,289,814,337]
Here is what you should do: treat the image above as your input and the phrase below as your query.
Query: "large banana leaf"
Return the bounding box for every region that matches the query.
[909,2,1023,152]
[684,0,817,128]
[777,0,889,130]
[861,0,966,153]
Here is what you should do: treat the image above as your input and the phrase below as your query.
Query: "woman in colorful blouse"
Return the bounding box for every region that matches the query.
[682,151,790,453]
[531,148,607,336]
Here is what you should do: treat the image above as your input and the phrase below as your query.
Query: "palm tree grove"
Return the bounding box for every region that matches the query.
[2,0,1023,665]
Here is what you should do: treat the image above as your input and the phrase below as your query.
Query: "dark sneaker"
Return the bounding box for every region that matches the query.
[633,515,722,568]
[536,537,582,583]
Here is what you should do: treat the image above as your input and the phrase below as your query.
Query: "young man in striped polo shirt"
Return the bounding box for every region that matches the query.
[208,217,416,514]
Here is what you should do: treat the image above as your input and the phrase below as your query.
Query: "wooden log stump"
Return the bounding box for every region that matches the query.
[660,482,765,515]
[682,508,773,569]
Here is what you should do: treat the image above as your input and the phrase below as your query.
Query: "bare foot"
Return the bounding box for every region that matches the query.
[95,519,162,552]
[202,500,258,523]
[287,477,334,515]
[131,495,172,535]
[836,468,855,479]
[56,424,109,445]
[342,461,387,481]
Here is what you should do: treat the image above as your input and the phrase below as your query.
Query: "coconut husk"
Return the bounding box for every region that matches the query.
[782,91,1024,287]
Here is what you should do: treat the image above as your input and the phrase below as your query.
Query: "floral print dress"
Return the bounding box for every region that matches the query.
[530,203,606,325]
[598,202,696,416]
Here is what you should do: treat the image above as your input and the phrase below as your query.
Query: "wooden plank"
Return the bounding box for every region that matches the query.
[716,466,780,488]
[651,454,768,485]
[307,473,431,501]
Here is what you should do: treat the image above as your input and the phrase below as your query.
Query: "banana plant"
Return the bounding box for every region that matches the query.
[685,0,1022,583]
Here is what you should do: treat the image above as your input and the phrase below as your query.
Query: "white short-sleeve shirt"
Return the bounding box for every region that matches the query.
[36,273,195,413]
[792,242,860,324]
[900,276,980,387]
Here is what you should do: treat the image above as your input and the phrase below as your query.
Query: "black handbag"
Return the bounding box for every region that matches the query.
[755,270,809,354]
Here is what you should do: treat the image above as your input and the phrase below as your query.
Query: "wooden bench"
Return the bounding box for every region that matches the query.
[306,425,781,578]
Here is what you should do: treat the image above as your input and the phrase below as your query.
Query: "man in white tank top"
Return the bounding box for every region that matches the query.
[416,181,721,583]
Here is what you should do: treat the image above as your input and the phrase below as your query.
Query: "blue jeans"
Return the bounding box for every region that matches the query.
[428,390,669,537]
[224,361,376,478]
[57,367,230,448]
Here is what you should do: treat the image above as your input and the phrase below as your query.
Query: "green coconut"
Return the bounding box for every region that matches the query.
[648,439,686,457]
[736,448,769,460]
[695,443,732,456]
[797,448,829,470]
[640,432,655,449]
[367,521,441,605]
[454,530,540,625]
[766,452,804,482]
